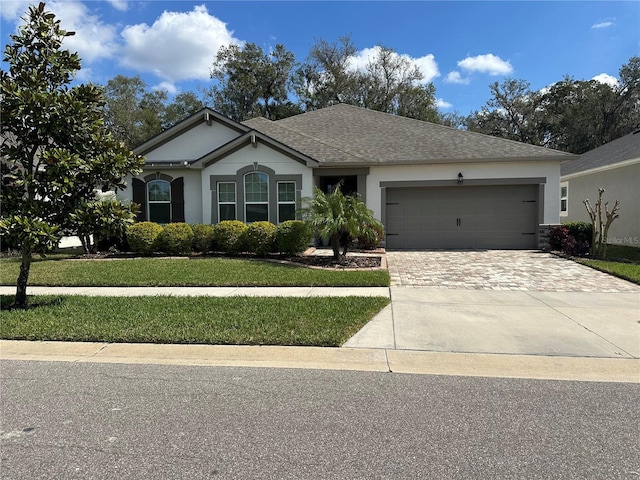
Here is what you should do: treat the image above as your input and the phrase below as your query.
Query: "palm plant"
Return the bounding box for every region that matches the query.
[300,183,383,261]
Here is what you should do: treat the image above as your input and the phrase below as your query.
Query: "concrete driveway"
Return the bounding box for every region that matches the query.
[345,251,640,359]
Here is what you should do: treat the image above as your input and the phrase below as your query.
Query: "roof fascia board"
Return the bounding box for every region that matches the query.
[561,157,640,180]
[321,155,573,168]
[133,108,251,156]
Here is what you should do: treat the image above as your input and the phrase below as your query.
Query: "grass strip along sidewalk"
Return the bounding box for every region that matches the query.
[0,295,390,347]
[0,256,389,287]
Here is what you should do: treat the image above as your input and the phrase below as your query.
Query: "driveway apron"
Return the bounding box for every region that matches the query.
[344,250,640,359]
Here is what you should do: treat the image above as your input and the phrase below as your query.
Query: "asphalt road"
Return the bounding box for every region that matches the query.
[1,360,638,479]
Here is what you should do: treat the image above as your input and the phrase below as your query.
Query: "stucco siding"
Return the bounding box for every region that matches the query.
[144,122,241,162]
[563,162,640,247]
[367,160,560,224]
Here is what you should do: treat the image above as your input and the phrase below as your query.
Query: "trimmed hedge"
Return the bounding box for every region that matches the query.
[244,221,277,257]
[156,223,194,255]
[192,224,215,253]
[357,221,384,250]
[276,220,311,255]
[213,220,248,254]
[126,222,164,254]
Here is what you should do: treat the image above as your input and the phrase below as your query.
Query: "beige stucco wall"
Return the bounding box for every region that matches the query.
[562,162,640,247]
[366,160,561,224]
[144,122,241,162]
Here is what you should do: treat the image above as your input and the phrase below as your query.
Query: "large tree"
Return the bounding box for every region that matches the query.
[208,43,301,121]
[295,38,439,121]
[466,57,640,153]
[0,3,143,307]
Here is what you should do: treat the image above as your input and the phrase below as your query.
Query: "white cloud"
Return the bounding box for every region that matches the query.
[347,46,439,84]
[592,73,619,87]
[119,5,241,82]
[153,81,179,95]
[0,1,31,21]
[436,98,452,109]
[4,1,118,63]
[107,0,128,12]
[458,54,513,75]
[591,21,614,29]
[444,71,470,85]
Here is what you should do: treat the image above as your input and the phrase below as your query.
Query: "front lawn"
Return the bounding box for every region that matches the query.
[0,295,390,347]
[576,259,640,285]
[575,244,640,285]
[0,256,389,287]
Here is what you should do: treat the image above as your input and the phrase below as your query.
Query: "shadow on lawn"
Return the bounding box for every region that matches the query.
[1,295,66,311]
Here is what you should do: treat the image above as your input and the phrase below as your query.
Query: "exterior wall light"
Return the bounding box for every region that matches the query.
[458,172,463,184]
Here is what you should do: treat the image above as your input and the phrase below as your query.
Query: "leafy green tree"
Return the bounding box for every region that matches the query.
[102,75,167,149]
[300,184,383,261]
[70,193,139,254]
[163,91,205,130]
[208,43,301,121]
[296,38,439,121]
[294,36,358,110]
[0,3,143,307]
[467,57,640,153]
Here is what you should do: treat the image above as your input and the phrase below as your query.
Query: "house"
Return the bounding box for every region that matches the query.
[560,130,640,248]
[124,104,574,250]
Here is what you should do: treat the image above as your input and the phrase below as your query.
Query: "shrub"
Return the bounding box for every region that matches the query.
[276,220,311,255]
[213,220,248,254]
[564,222,592,248]
[357,221,384,250]
[192,224,215,253]
[549,223,590,257]
[549,226,568,251]
[126,222,163,254]
[244,221,277,256]
[156,223,194,255]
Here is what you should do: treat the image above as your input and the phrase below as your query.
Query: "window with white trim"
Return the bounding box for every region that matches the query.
[277,181,296,223]
[560,182,568,216]
[218,182,236,221]
[245,172,269,222]
[147,179,171,223]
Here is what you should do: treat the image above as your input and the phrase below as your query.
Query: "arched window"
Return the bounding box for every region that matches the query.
[244,172,268,222]
[147,179,171,223]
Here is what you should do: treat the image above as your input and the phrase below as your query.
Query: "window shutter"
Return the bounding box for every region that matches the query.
[132,178,146,221]
[171,177,185,222]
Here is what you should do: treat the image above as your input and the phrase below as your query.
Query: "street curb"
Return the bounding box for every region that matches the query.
[2,340,638,383]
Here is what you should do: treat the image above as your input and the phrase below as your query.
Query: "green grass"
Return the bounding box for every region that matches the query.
[0,256,389,287]
[574,244,640,285]
[576,259,640,285]
[0,295,390,346]
[604,244,640,263]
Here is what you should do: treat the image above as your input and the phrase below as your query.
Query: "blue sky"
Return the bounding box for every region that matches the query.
[2,1,638,115]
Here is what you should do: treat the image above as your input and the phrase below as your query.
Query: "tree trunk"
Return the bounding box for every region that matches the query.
[14,251,32,308]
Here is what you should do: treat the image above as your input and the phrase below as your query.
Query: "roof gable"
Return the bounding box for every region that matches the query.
[134,108,250,157]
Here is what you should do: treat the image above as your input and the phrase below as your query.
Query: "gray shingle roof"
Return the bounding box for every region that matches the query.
[561,130,640,176]
[245,104,574,166]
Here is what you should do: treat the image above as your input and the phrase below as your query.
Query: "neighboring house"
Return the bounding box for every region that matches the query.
[123,104,574,250]
[560,130,640,248]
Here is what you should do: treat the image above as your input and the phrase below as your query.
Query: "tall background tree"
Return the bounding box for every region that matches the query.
[466,57,640,153]
[207,43,301,121]
[102,75,204,149]
[0,3,144,307]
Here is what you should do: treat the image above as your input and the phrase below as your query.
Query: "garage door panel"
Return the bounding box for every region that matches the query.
[386,185,538,250]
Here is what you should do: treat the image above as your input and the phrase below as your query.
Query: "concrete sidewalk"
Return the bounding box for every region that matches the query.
[1,340,638,383]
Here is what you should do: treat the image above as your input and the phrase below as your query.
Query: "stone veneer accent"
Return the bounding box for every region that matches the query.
[538,224,560,251]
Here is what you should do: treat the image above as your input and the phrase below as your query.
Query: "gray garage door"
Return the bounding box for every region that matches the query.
[385,185,539,249]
